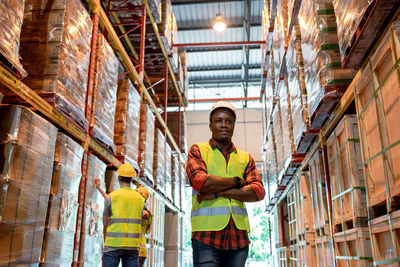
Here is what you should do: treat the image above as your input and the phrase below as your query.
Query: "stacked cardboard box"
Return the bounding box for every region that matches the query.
[41,133,83,266]
[153,129,166,194]
[114,79,141,169]
[166,111,187,153]
[19,0,92,129]
[0,105,57,265]
[139,103,155,183]
[78,154,106,266]
[299,0,354,129]
[91,33,119,151]
[0,0,27,77]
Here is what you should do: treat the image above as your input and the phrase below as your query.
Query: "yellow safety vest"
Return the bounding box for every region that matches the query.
[191,142,250,232]
[139,213,152,257]
[105,187,144,248]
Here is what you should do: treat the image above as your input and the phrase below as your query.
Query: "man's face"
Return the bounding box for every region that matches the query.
[209,109,235,141]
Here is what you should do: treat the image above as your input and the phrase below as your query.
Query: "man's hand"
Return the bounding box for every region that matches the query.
[94,177,101,189]
[197,193,216,203]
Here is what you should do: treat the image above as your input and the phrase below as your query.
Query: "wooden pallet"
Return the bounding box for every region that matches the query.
[295,171,315,236]
[369,210,400,266]
[296,129,320,154]
[310,93,346,130]
[298,239,317,267]
[355,21,400,217]
[287,188,297,243]
[334,227,373,266]
[277,246,290,267]
[315,234,335,267]
[289,244,298,266]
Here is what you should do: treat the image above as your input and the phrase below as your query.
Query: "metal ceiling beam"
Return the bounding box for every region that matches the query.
[184,46,261,53]
[190,77,261,84]
[243,0,252,107]
[172,0,245,5]
[178,23,261,31]
[173,41,264,48]
[188,64,260,72]
[189,97,259,102]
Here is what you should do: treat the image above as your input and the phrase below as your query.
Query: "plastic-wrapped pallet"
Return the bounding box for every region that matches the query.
[0,105,57,265]
[0,0,27,77]
[148,0,162,23]
[166,111,187,153]
[19,0,92,129]
[272,99,284,177]
[161,0,173,54]
[286,25,309,149]
[171,154,180,207]
[272,0,289,85]
[91,33,119,151]
[165,143,172,201]
[153,129,166,194]
[278,78,294,170]
[299,0,355,129]
[139,103,155,183]
[105,169,119,194]
[114,79,141,169]
[41,133,83,266]
[265,124,278,184]
[333,0,373,62]
[180,164,186,211]
[78,153,106,266]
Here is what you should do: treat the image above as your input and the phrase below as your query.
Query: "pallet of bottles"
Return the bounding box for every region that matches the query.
[355,20,400,217]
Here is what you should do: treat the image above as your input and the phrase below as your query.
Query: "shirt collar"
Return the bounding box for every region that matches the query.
[209,138,237,153]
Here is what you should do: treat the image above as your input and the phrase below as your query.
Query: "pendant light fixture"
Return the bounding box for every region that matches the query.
[213,3,227,32]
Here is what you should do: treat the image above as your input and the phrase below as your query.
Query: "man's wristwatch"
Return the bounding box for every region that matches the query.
[234,176,242,189]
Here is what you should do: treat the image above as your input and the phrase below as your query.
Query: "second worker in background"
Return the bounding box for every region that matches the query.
[186,101,265,267]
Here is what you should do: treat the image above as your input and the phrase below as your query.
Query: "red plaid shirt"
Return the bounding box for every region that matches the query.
[186,139,265,250]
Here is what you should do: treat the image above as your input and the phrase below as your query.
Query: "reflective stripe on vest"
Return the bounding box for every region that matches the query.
[105,187,144,248]
[191,142,250,232]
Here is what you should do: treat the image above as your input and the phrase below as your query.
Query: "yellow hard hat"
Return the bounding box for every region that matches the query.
[136,186,150,200]
[117,163,137,178]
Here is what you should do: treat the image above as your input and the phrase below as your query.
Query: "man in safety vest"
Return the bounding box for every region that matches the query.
[102,163,146,267]
[186,101,265,267]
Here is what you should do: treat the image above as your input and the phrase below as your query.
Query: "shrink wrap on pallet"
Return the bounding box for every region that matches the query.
[154,129,166,194]
[41,133,83,266]
[167,111,187,153]
[0,105,57,265]
[272,100,284,176]
[149,0,162,23]
[265,126,278,183]
[114,79,141,168]
[278,79,294,170]
[165,143,172,201]
[0,0,27,77]
[333,0,373,62]
[19,0,92,129]
[139,103,155,183]
[286,26,308,148]
[78,154,106,266]
[299,0,355,127]
[171,153,180,207]
[91,34,119,150]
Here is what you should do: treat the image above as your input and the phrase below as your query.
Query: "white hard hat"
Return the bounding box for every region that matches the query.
[209,101,236,120]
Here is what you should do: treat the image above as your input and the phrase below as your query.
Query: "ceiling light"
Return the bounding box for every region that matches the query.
[213,13,227,32]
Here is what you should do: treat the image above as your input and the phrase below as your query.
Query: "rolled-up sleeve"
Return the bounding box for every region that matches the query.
[245,155,265,201]
[186,144,209,192]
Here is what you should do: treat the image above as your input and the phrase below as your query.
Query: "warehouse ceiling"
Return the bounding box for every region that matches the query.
[172,0,263,110]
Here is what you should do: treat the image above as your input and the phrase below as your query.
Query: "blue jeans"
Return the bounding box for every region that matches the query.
[103,249,139,267]
[192,239,249,267]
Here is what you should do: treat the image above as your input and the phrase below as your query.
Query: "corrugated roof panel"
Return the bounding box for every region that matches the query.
[187,50,244,67]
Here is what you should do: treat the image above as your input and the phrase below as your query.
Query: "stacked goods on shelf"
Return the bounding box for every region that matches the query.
[0,105,57,265]
[263,126,278,206]
[160,0,175,55]
[177,51,189,98]
[148,0,162,23]
[167,111,187,153]
[0,0,27,77]
[315,234,334,267]
[105,169,119,193]
[332,0,373,63]
[261,0,270,66]
[286,25,315,153]
[171,153,180,207]
[91,33,119,151]
[165,143,172,201]
[277,246,289,267]
[153,129,166,195]
[17,0,92,129]
[139,103,155,184]
[180,164,186,209]
[41,133,83,266]
[333,228,373,266]
[369,210,400,265]
[294,171,316,266]
[326,115,368,231]
[114,79,141,169]
[287,188,297,243]
[262,71,274,131]
[149,194,165,267]
[309,149,330,236]
[164,212,182,266]
[355,21,400,217]
[272,0,289,85]
[272,99,284,181]
[298,0,355,129]
[78,154,106,266]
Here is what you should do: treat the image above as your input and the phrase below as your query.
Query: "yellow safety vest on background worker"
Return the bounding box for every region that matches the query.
[139,213,152,258]
[191,142,250,232]
[105,187,144,247]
